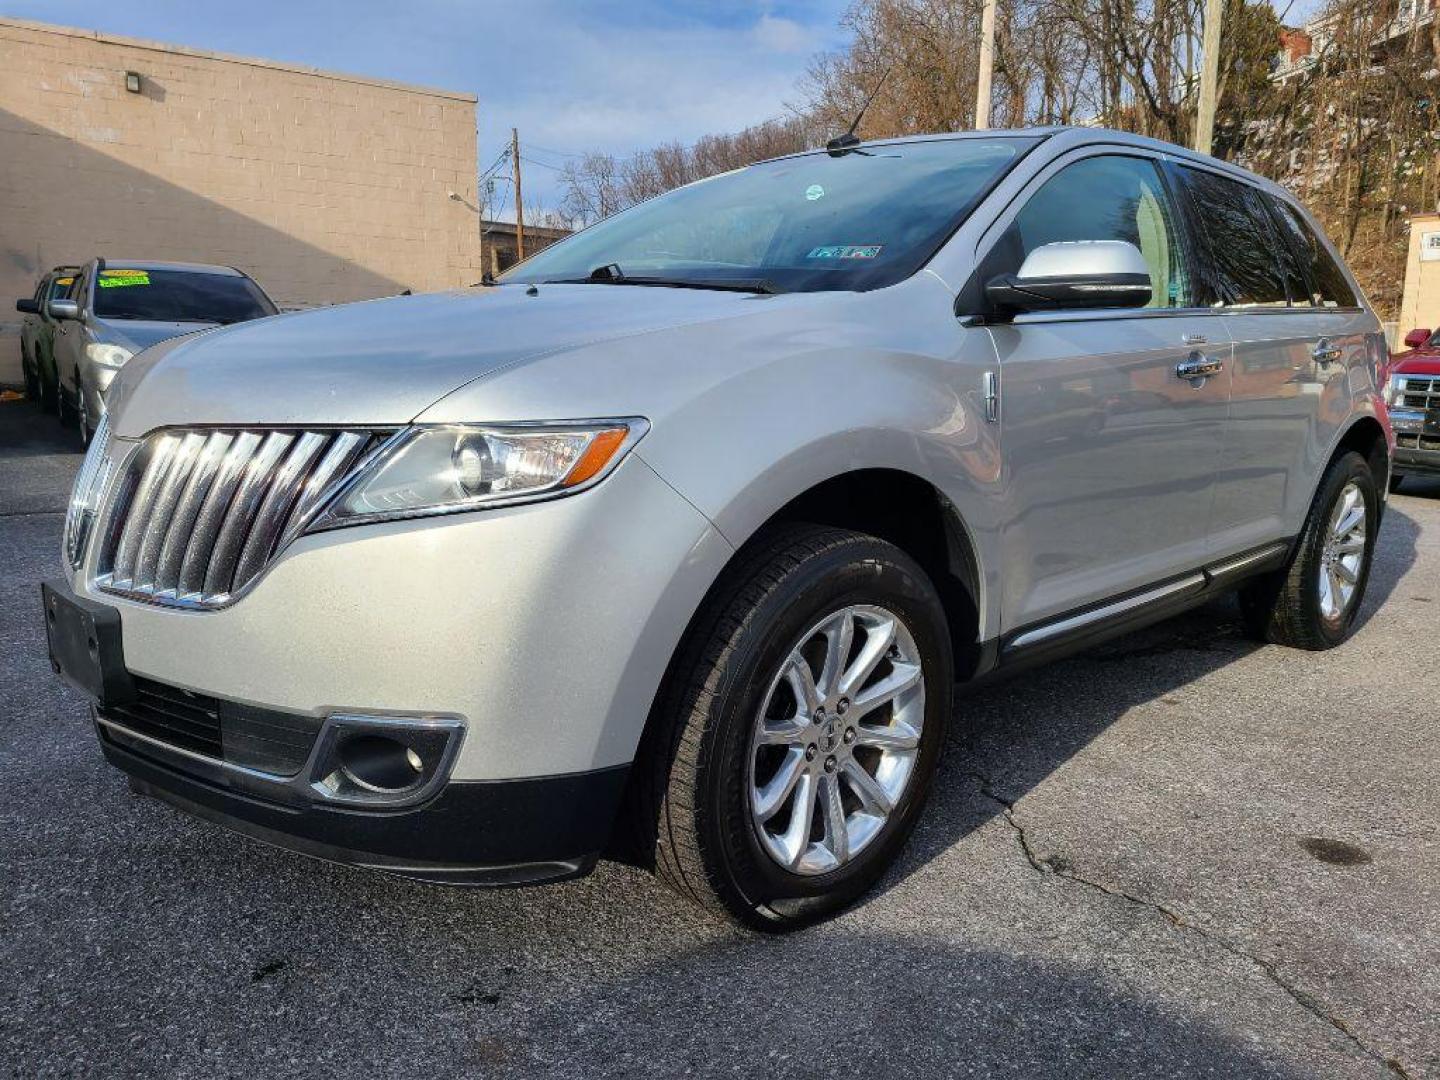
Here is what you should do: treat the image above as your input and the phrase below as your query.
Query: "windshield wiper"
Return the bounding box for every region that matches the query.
[543,264,785,294]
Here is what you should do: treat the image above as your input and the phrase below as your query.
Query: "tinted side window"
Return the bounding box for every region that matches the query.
[1273,201,1358,307]
[1172,167,1290,307]
[1005,155,1188,308]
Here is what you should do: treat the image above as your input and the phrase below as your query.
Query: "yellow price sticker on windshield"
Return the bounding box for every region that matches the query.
[99,271,150,288]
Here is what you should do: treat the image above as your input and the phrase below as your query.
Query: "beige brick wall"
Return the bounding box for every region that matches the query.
[0,16,482,383]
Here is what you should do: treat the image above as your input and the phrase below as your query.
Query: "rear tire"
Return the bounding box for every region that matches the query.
[629,525,953,930]
[21,347,39,402]
[1240,451,1377,650]
[38,360,58,412]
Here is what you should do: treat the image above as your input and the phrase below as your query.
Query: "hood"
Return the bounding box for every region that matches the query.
[1389,349,1440,378]
[105,285,791,437]
[98,317,217,355]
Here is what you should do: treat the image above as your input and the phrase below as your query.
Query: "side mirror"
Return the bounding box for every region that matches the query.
[47,299,79,321]
[16,297,39,314]
[1403,328,1431,349]
[986,240,1152,316]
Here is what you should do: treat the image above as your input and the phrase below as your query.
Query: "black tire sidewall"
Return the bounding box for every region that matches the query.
[1299,453,1377,646]
[698,537,952,928]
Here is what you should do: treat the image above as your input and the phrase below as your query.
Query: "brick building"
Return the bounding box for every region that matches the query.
[0,16,482,383]
[479,220,572,279]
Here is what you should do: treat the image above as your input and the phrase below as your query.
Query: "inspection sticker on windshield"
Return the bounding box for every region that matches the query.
[807,245,883,260]
[98,270,150,288]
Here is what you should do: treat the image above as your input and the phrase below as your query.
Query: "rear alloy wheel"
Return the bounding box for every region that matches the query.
[632,525,952,930]
[1241,451,1377,650]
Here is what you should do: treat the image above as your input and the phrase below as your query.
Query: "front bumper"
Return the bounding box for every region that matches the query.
[102,717,629,885]
[45,576,632,885]
[1389,408,1440,475]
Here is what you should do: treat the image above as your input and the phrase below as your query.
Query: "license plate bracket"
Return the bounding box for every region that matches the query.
[42,580,135,706]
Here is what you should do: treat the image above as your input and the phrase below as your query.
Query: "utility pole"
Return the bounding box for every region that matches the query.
[975,0,997,130]
[511,127,526,260]
[1193,0,1223,156]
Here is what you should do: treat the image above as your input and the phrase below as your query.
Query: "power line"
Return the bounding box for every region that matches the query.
[524,141,585,159]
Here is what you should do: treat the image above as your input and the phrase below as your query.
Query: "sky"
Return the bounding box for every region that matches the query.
[1,0,851,217]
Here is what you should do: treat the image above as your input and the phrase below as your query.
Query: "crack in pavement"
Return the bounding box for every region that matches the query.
[971,774,1413,1079]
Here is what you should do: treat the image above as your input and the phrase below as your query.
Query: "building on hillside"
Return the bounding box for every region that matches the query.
[479,220,571,279]
[1272,0,1436,82]
[0,16,482,384]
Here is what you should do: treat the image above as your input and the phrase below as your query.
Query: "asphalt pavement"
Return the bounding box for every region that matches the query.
[1,398,1435,1079]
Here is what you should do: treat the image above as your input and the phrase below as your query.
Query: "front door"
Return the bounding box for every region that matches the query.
[981,152,1232,630]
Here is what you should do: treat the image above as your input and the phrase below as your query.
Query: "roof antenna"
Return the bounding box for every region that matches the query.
[826,64,893,156]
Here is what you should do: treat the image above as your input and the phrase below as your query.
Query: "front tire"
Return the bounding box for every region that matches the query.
[631,525,953,930]
[1240,451,1378,650]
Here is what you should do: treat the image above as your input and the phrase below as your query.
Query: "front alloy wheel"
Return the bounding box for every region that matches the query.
[749,605,925,876]
[631,525,952,930]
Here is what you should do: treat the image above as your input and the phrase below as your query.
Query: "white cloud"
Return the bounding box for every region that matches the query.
[752,14,818,53]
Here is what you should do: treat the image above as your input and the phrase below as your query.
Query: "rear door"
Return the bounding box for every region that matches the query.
[1167,165,1358,552]
[980,150,1233,630]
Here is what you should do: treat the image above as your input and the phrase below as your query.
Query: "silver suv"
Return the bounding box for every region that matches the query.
[43,128,1391,928]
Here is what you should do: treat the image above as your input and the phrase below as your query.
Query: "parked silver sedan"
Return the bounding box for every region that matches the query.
[48,259,276,444]
[44,128,1391,928]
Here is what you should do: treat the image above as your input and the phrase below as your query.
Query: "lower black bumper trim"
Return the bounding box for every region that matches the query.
[102,724,629,888]
[1394,449,1440,476]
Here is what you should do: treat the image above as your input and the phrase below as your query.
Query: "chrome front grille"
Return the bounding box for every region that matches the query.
[96,427,386,609]
[1401,376,1440,412]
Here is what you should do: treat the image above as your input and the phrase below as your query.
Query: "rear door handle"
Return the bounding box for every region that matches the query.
[1313,339,1343,365]
[1176,352,1223,380]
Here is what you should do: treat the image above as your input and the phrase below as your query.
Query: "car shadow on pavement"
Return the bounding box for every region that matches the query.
[483,933,1318,1079]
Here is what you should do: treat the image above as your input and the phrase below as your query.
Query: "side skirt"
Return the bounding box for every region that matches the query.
[966,540,1291,685]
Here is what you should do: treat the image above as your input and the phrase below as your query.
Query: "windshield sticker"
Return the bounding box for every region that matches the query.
[806,245,883,260]
[805,184,825,201]
[98,271,150,288]
[55,277,73,286]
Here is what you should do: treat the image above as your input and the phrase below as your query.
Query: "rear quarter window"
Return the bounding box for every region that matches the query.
[1272,201,1358,308]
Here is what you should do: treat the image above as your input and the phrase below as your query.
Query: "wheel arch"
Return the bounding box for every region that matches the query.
[609,467,986,868]
[1329,413,1389,502]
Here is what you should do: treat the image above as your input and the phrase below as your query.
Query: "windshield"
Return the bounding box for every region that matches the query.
[93,268,276,323]
[502,137,1038,293]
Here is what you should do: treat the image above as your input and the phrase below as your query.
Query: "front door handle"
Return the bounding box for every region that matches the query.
[1176,352,1224,380]
[1313,339,1343,365]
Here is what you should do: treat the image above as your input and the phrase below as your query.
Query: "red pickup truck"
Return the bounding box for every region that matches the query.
[1386,329,1440,490]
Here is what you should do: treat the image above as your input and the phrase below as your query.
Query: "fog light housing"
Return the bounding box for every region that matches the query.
[307,715,464,807]
[338,734,425,792]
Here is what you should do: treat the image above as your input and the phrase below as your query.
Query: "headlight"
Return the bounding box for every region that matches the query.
[85,343,134,370]
[309,419,649,530]
[1384,375,1407,407]
[63,414,113,569]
